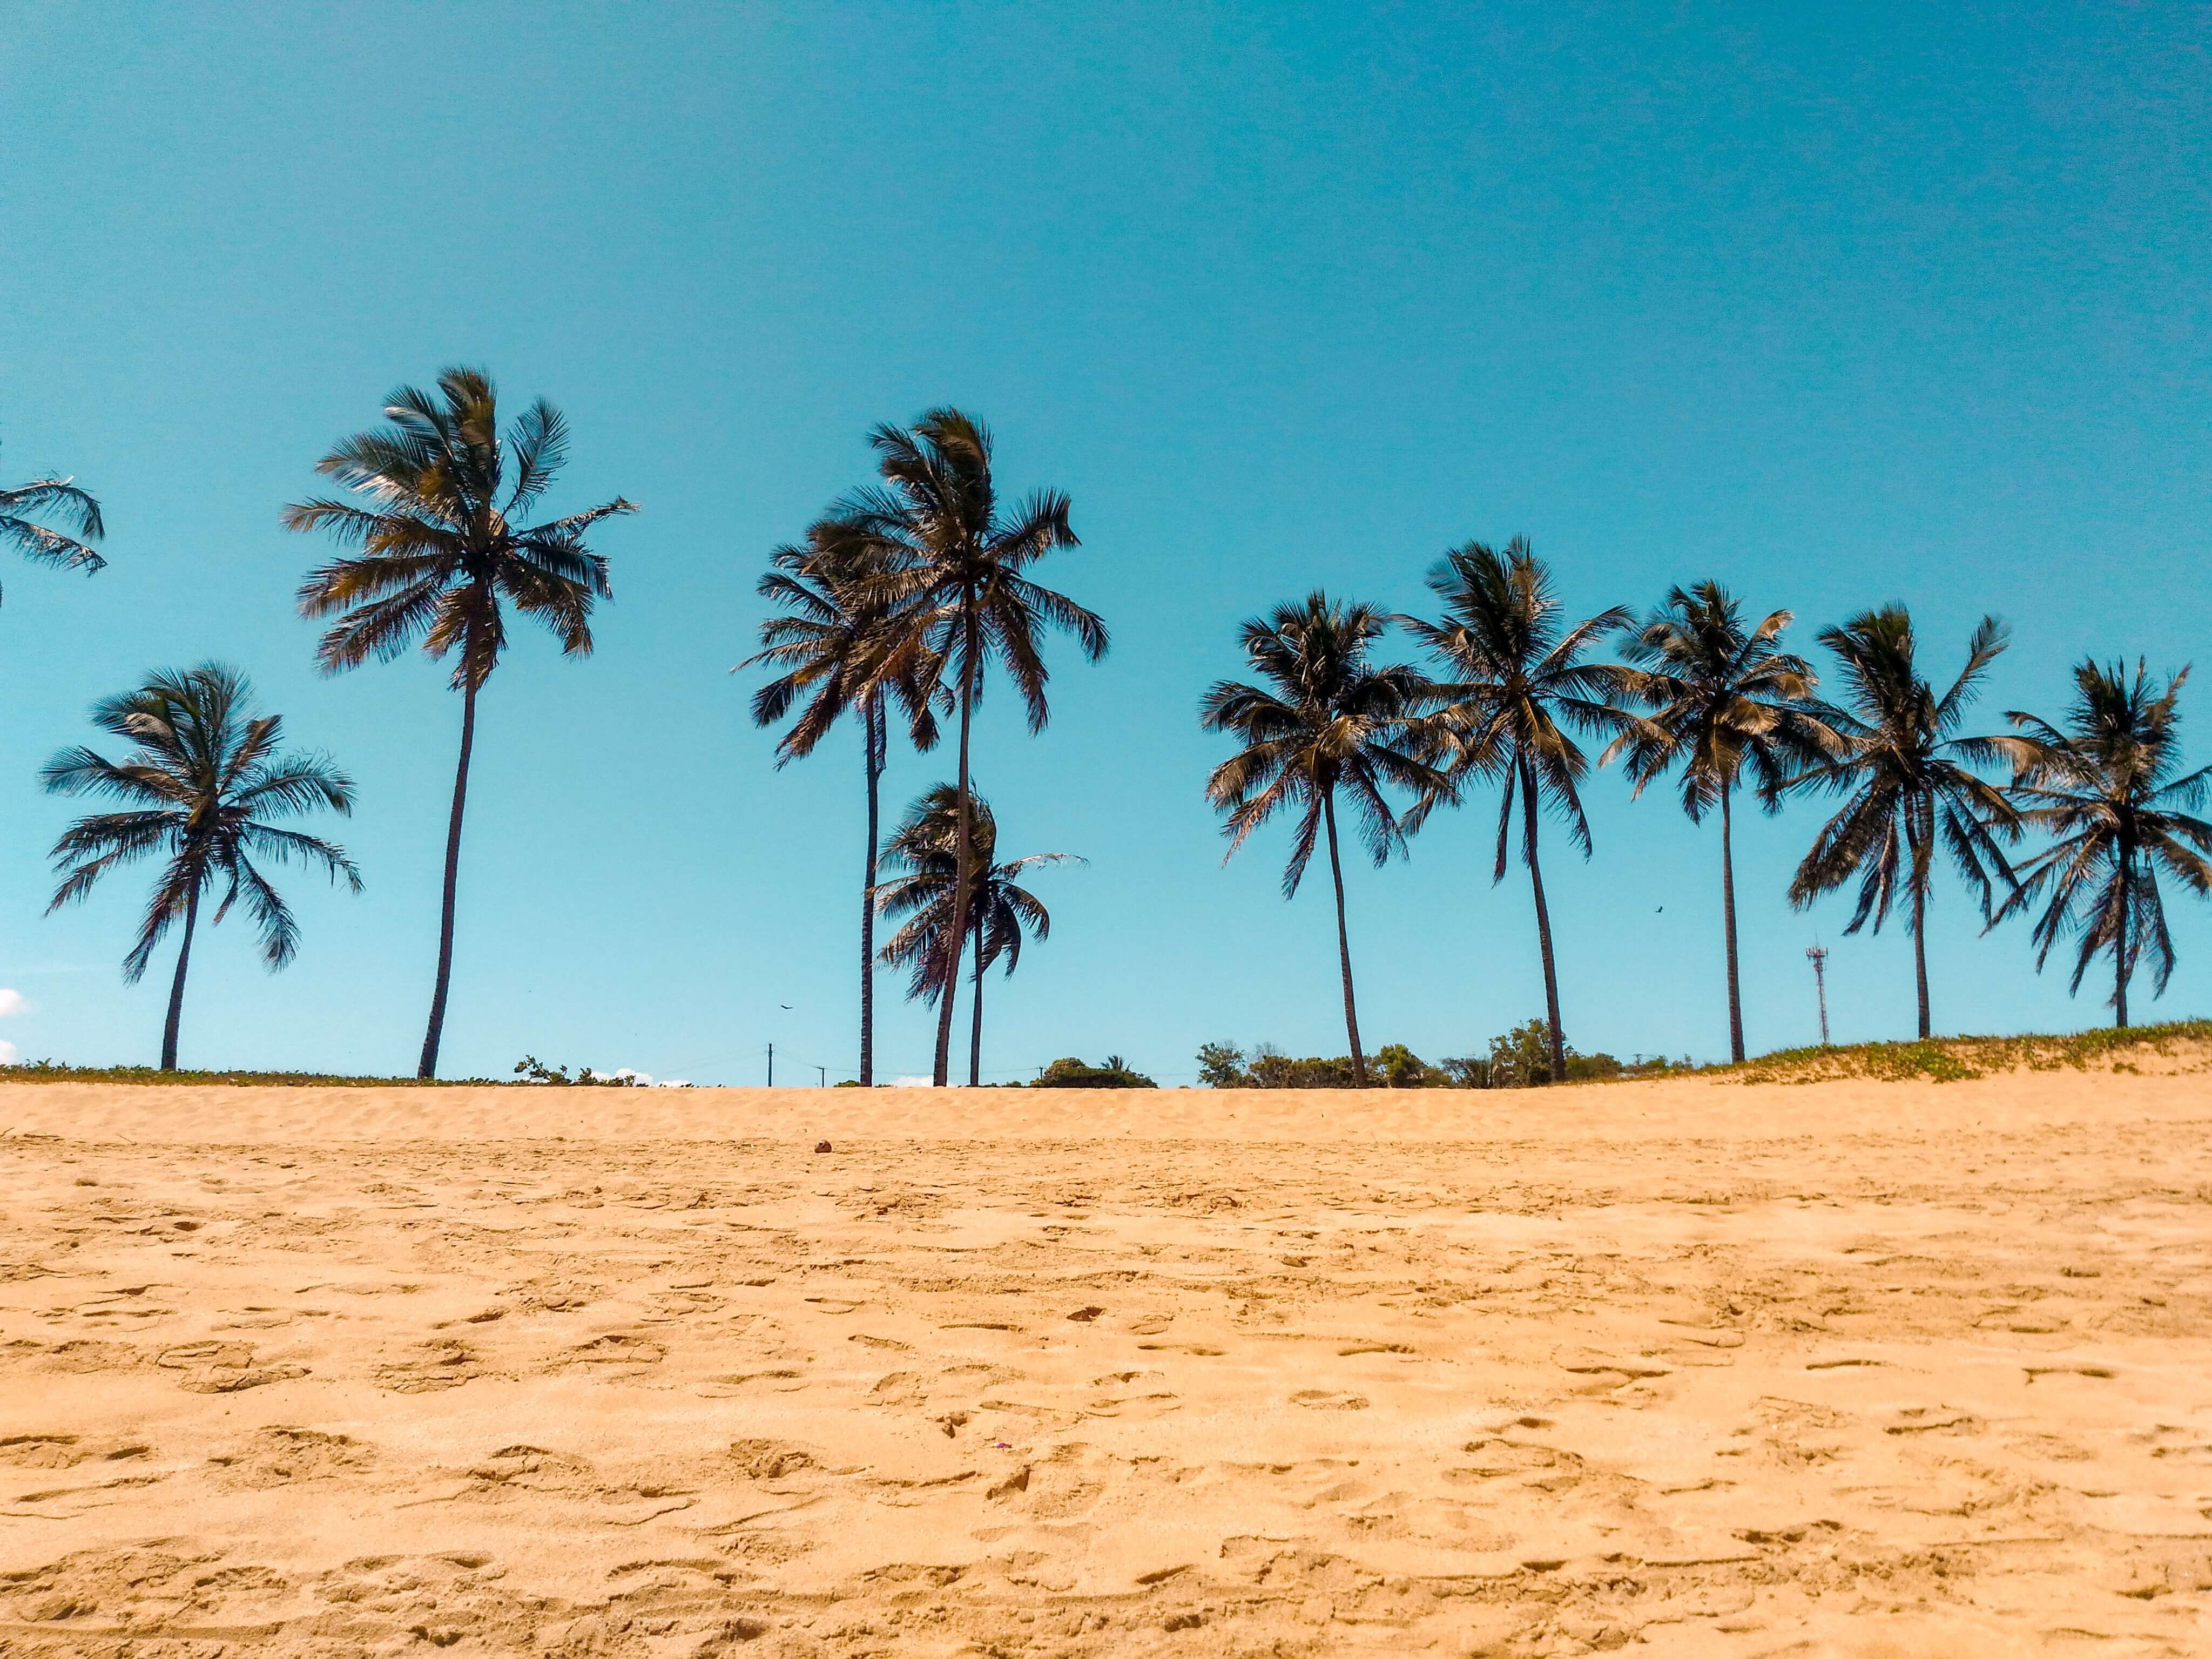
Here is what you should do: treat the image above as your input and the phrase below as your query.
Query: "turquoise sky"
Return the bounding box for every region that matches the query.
[2,3,2206,1083]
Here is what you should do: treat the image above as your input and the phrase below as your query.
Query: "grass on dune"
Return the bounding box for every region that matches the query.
[0,1061,511,1087]
[1711,1019,2212,1085]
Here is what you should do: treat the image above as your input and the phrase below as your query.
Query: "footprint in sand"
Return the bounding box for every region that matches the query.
[551,1332,666,1373]
[376,1338,483,1393]
[208,1425,374,1489]
[1291,1390,1370,1411]
[157,1340,309,1394]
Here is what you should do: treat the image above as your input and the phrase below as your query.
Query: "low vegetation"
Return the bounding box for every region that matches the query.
[1031,1055,1156,1088]
[1715,1019,2212,1084]
[1198,1022,1669,1088]
[0,1060,506,1087]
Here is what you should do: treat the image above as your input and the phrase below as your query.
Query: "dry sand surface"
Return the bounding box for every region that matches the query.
[0,1069,2208,1656]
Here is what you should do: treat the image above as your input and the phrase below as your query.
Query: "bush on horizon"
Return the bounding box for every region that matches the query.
[1031,1055,1156,1088]
[1198,1024,1642,1088]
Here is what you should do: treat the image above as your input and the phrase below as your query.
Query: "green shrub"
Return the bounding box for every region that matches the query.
[1033,1056,1157,1089]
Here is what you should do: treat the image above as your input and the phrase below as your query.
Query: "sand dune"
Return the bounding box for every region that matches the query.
[0,1070,2207,1655]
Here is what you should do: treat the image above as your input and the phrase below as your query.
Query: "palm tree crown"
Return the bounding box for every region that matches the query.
[1606,581,1836,1059]
[42,664,360,1069]
[1201,592,1444,1084]
[1988,659,2212,1025]
[745,528,941,762]
[284,367,635,689]
[831,408,1105,1083]
[1784,606,2020,1037]
[1399,537,1633,1081]
[2,442,106,602]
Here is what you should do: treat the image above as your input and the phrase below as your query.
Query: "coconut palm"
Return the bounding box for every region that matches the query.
[1606,582,1838,1060]
[1987,659,2212,1026]
[41,664,360,1070]
[2,443,106,601]
[874,784,1078,1084]
[744,524,942,1085]
[1399,539,1633,1083]
[284,367,635,1077]
[838,410,1106,1084]
[1201,592,1445,1085]
[1783,606,2020,1038]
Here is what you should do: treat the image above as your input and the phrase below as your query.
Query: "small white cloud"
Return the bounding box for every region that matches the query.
[892,1075,933,1087]
[0,989,25,1019]
[605,1068,652,1087]
[0,1040,16,1064]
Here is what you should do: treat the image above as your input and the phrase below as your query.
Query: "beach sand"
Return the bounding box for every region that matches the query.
[0,1067,2207,1655]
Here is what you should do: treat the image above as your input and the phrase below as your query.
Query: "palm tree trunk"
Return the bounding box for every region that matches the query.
[2113,843,2131,1029]
[1321,789,1367,1085]
[419,677,479,1079]
[860,696,884,1086]
[159,881,201,1072]
[1519,757,1566,1083]
[933,602,979,1086]
[968,907,985,1086]
[1721,783,1744,1063]
[1910,867,1932,1041]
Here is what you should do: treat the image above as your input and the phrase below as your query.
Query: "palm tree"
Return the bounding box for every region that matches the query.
[284,368,635,1077]
[1399,539,1633,1083]
[1201,593,1444,1085]
[744,525,942,1085]
[2,442,106,601]
[875,784,1077,1084]
[833,409,1105,1085]
[1987,659,2212,1027]
[1606,582,1837,1061]
[1783,606,2020,1038]
[41,664,360,1070]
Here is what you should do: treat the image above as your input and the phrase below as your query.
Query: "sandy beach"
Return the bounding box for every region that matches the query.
[1,1068,2208,1656]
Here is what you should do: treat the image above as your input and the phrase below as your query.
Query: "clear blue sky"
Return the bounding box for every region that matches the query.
[2,3,2205,1083]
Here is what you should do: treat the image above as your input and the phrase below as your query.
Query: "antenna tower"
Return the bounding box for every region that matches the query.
[1806,945,1831,1047]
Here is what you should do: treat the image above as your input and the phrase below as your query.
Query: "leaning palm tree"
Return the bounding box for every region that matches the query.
[2,442,106,602]
[1399,539,1633,1082]
[41,664,360,1070]
[1606,582,1837,1060]
[1201,593,1445,1085]
[743,525,942,1085]
[1783,606,2020,1038]
[875,784,1077,1084]
[284,367,635,1077]
[835,409,1105,1084]
[1987,659,2212,1027]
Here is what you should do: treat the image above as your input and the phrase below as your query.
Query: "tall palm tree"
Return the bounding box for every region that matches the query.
[1399,539,1633,1083]
[2,442,106,601]
[744,525,942,1085]
[1201,593,1444,1085]
[834,409,1105,1084]
[284,367,635,1077]
[1606,582,1837,1061]
[875,784,1077,1084]
[41,664,360,1070]
[1783,606,2020,1038]
[1987,659,2212,1027]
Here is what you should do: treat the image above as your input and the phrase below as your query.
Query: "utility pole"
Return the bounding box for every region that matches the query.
[1806,945,1831,1047]
[816,1065,827,1087]
[766,1042,774,1086]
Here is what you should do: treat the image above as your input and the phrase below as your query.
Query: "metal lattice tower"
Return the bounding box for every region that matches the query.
[1806,945,1831,1047]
